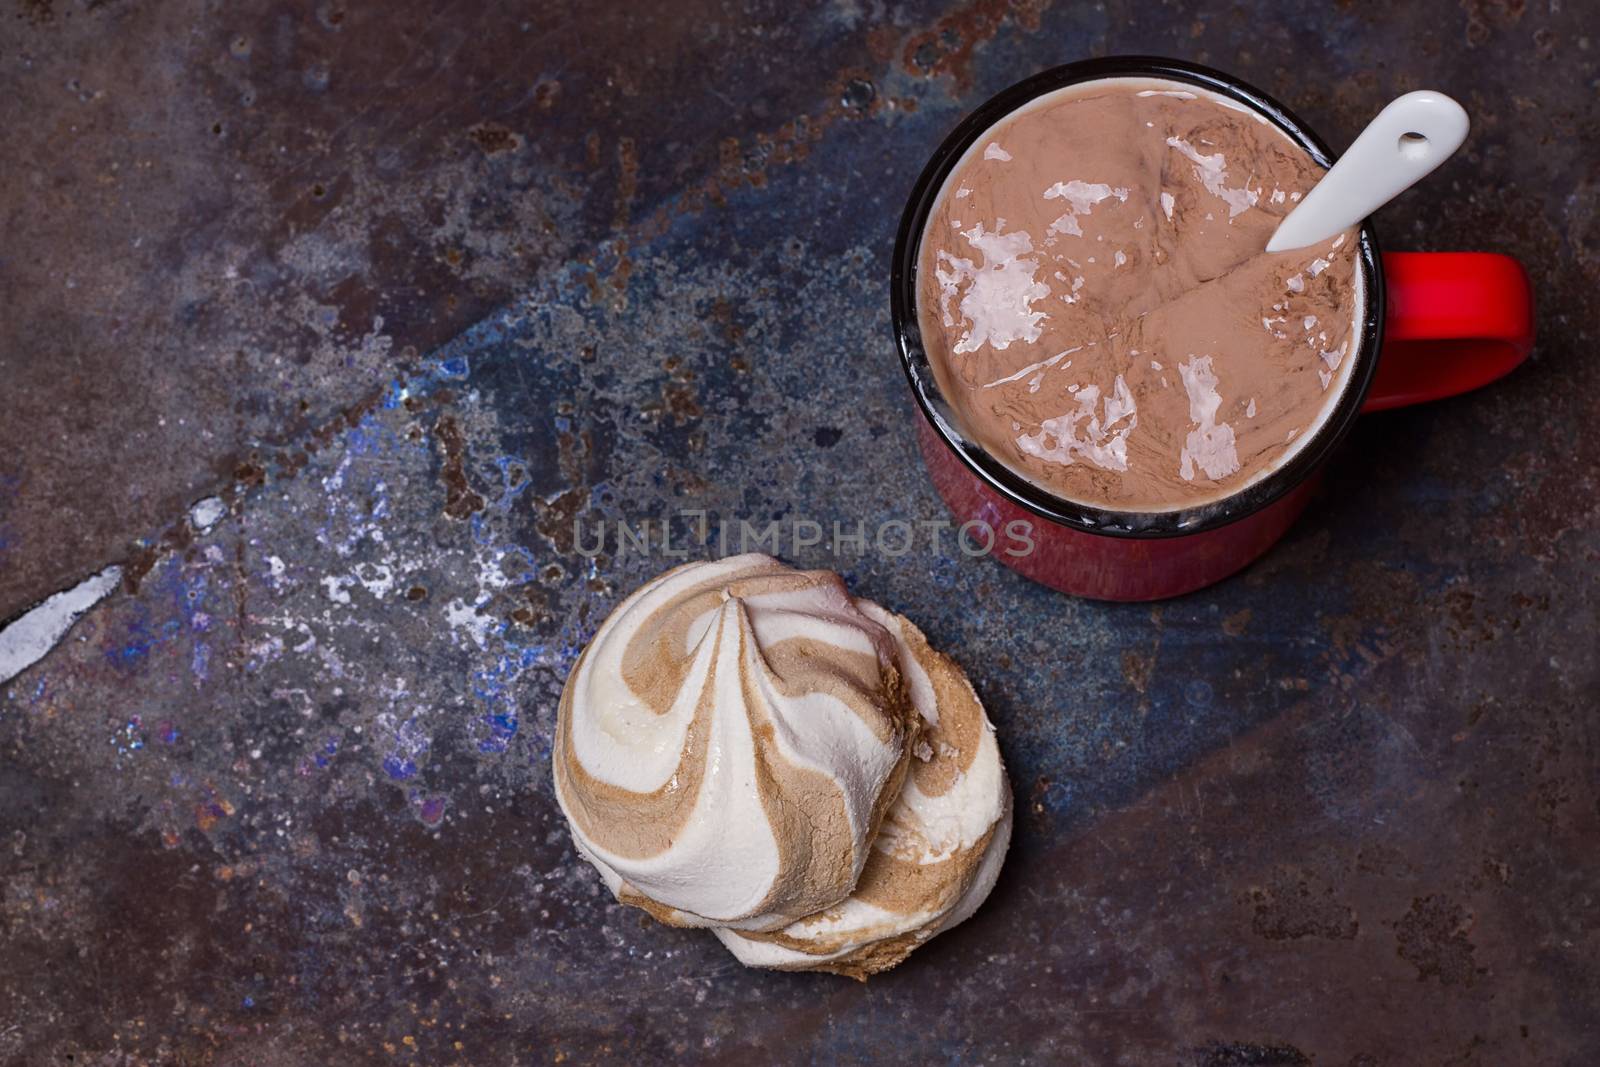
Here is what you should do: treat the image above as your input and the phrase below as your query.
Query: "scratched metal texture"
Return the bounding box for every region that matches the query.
[1,1,1597,1064]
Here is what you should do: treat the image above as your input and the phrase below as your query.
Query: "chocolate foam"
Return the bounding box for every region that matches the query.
[916,79,1362,512]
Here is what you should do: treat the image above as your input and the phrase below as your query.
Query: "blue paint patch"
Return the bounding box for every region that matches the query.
[343,412,391,458]
[478,713,519,753]
[379,716,431,781]
[108,615,183,672]
[382,754,417,781]
[489,455,534,509]
[191,642,212,681]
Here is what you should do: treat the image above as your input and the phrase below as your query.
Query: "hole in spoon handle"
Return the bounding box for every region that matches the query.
[1398,131,1429,159]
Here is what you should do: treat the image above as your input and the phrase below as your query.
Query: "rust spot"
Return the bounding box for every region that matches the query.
[1241,871,1358,941]
[122,496,209,594]
[865,24,900,62]
[514,583,558,626]
[1028,775,1052,819]
[1222,608,1253,636]
[642,382,703,428]
[1394,895,1481,985]
[325,273,379,337]
[122,544,160,596]
[613,136,639,229]
[1462,0,1528,48]
[901,0,1048,89]
[706,296,748,344]
[467,121,523,155]
[579,268,603,305]
[643,109,830,236]
[193,795,233,833]
[1120,648,1155,694]
[17,0,53,26]
[431,415,484,520]
[1188,1042,1309,1067]
[534,486,586,554]
[555,426,595,487]
[234,460,267,488]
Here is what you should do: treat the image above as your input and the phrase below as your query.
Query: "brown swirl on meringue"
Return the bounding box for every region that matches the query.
[553,554,918,931]
[714,603,1012,978]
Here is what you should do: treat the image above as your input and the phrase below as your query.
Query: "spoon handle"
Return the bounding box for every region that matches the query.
[1266,90,1469,253]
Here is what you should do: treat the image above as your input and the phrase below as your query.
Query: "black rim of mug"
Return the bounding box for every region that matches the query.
[890,55,1386,539]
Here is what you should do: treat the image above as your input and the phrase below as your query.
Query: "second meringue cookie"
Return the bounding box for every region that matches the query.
[553,554,918,931]
[714,603,1012,977]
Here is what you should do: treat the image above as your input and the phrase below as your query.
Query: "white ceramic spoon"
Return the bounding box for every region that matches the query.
[1266,90,1470,253]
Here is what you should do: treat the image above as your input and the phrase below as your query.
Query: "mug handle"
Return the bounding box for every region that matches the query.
[1364,252,1536,412]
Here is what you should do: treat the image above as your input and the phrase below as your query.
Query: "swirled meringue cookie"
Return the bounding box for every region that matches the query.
[713,603,1012,978]
[553,554,918,931]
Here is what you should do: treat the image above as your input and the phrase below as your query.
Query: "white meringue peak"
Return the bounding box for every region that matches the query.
[554,554,917,931]
[714,603,1012,978]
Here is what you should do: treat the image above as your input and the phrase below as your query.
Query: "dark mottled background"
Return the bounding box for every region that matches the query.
[2,1,1597,1064]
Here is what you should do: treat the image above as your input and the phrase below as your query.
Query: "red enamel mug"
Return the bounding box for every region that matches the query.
[891,56,1535,601]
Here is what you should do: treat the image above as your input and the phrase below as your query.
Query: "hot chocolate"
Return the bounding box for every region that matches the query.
[916,79,1362,512]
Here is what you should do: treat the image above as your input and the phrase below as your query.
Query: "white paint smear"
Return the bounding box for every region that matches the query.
[189,496,226,531]
[0,565,123,684]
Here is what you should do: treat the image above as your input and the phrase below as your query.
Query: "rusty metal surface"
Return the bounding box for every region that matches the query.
[1,1,1597,1064]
